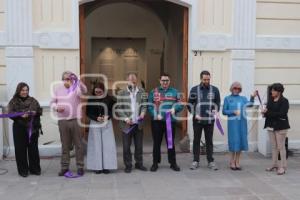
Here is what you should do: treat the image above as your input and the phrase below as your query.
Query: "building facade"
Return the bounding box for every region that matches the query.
[0,0,300,158]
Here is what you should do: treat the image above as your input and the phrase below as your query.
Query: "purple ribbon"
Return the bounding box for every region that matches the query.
[166,112,173,149]
[123,118,143,134]
[0,112,27,118]
[64,171,82,178]
[215,114,225,136]
[0,112,36,143]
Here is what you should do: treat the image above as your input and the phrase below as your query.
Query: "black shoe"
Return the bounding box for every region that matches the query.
[150,163,158,172]
[230,166,237,171]
[58,169,69,176]
[235,167,242,171]
[124,167,132,173]
[19,172,29,178]
[95,170,103,174]
[170,164,180,171]
[77,168,84,176]
[103,169,110,174]
[135,164,147,171]
[30,171,41,176]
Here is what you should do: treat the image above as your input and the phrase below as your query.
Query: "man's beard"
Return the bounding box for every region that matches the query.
[64,82,71,88]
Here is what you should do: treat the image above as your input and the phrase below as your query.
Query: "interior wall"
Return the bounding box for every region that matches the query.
[90,38,147,91]
[85,2,166,91]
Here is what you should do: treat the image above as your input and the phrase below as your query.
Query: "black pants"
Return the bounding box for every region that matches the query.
[13,123,41,175]
[122,126,143,168]
[193,123,214,163]
[151,120,176,165]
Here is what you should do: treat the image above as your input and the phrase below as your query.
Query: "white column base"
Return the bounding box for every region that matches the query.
[257,119,271,157]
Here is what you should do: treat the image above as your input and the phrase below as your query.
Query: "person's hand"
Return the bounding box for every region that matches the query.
[29,111,36,115]
[21,113,29,118]
[170,108,175,115]
[252,90,258,98]
[125,118,133,125]
[139,112,145,120]
[261,108,267,114]
[103,115,109,121]
[234,110,241,116]
[157,114,163,120]
[56,107,65,113]
[211,110,217,115]
[195,114,202,120]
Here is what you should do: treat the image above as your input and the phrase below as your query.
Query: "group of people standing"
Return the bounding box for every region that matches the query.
[7,70,290,177]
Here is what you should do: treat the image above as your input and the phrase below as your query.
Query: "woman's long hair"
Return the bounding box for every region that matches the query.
[13,82,30,99]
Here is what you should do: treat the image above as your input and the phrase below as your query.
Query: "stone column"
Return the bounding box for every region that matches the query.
[230,0,256,97]
[5,0,34,155]
[230,0,268,153]
[5,0,35,98]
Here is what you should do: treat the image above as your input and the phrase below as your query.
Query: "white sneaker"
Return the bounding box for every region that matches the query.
[190,161,199,170]
[208,162,218,171]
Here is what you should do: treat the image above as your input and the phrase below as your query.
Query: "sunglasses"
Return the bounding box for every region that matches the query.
[233,87,241,90]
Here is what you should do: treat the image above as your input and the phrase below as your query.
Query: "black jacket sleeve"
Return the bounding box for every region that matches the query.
[265,98,289,118]
[187,87,196,114]
[214,87,221,112]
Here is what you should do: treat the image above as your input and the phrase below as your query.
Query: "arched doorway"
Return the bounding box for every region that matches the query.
[79,0,189,150]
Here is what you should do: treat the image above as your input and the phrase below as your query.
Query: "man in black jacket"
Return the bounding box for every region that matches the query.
[188,71,221,171]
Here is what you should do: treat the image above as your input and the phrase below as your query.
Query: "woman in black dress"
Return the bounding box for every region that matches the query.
[8,82,42,177]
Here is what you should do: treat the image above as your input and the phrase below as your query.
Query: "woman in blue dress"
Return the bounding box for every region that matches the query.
[222,82,257,170]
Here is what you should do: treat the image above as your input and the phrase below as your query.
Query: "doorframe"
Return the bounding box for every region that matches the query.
[79,2,189,138]
[181,7,189,138]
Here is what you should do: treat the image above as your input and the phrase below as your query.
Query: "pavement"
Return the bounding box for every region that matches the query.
[0,152,300,200]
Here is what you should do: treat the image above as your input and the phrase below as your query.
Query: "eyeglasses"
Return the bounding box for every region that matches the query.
[233,87,241,90]
[63,78,71,81]
[161,79,170,82]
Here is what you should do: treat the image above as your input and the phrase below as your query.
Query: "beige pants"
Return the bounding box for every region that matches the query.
[58,119,84,170]
[268,130,288,169]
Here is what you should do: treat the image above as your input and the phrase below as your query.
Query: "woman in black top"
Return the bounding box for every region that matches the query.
[86,82,117,174]
[8,82,42,177]
[262,83,290,175]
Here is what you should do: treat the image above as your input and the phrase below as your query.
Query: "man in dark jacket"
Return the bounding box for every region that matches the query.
[188,70,221,171]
